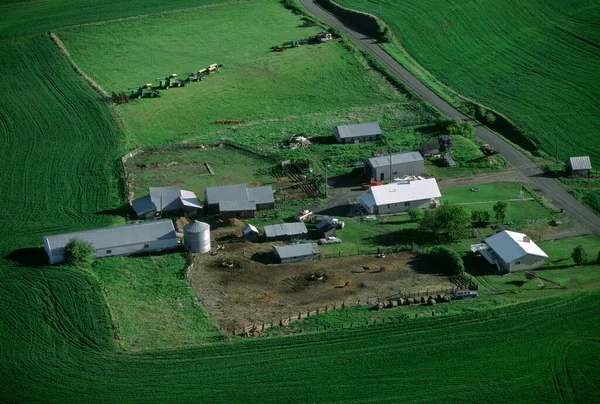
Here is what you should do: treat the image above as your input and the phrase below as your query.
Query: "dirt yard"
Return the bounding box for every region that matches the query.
[189,226,455,331]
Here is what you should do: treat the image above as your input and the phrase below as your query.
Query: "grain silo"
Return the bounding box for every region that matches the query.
[183,221,210,253]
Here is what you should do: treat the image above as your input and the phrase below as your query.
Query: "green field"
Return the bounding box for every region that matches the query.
[336,0,600,166]
[57,0,414,146]
[90,254,222,351]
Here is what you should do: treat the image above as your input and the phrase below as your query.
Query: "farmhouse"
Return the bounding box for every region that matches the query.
[271,243,321,264]
[204,183,275,218]
[334,122,381,144]
[359,178,441,215]
[264,222,308,241]
[131,185,201,218]
[471,230,548,273]
[365,151,424,182]
[566,156,592,176]
[43,220,178,265]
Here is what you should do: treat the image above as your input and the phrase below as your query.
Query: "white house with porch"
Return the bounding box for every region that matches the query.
[359,178,441,215]
[471,230,548,273]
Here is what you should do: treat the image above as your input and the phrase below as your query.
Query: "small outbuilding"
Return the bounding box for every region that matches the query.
[43,220,178,265]
[471,230,548,273]
[264,222,308,241]
[272,243,321,264]
[131,185,202,218]
[566,156,592,177]
[334,122,381,144]
[242,223,259,242]
[365,151,424,182]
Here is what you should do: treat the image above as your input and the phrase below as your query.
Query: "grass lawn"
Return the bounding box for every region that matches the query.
[89,253,222,351]
[337,0,600,166]
[125,147,276,198]
[58,0,409,146]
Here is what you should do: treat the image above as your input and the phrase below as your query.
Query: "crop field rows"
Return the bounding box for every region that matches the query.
[338,0,600,166]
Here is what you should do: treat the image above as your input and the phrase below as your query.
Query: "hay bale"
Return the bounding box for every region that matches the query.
[437,294,444,300]
[388,300,398,308]
[373,302,384,310]
[428,298,437,306]
[442,295,451,303]
[382,301,390,308]
[420,296,427,304]
[407,298,414,305]
[398,298,405,306]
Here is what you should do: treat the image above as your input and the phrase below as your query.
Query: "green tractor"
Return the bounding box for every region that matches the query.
[157,73,188,89]
[129,83,160,99]
[186,68,208,82]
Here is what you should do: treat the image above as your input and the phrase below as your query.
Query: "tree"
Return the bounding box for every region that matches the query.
[64,238,95,265]
[408,208,423,221]
[471,209,490,227]
[444,118,475,140]
[420,202,469,241]
[571,245,587,266]
[429,247,465,276]
[437,135,454,151]
[493,201,508,223]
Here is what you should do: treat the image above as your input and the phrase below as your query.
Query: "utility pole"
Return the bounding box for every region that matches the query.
[325,164,331,198]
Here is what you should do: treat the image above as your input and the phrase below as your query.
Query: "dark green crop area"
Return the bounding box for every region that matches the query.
[337,0,600,166]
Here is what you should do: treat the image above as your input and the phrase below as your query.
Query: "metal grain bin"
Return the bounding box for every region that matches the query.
[183,221,210,253]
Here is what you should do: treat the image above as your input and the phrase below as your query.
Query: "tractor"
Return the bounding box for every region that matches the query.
[186,68,208,83]
[129,83,160,99]
[156,73,188,89]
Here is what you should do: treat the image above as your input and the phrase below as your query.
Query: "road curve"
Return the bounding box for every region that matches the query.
[299,0,600,235]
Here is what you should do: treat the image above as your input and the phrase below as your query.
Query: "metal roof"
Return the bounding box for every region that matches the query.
[131,194,155,216]
[242,224,259,235]
[205,183,248,206]
[264,222,308,238]
[272,243,320,259]
[367,151,423,168]
[219,200,256,212]
[567,156,592,170]
[316,216,334,231]
[149,185,182,212]
[247,185,275,204]
[485,230,548,262]
[359,178,441,207]
[43,221,177,257]
[183,220,209,233]
[180,190,202,208]
[335,122,381,139]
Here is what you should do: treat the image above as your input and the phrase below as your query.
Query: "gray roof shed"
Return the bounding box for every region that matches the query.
[248,186,275,204]
[205,184,248,206]
[219,200,256,212]
[149,185,182,212]
[366,151,423,168]
[335,122,381,140]
[566,156,592,170]
[264,222,308,238]
[272,243,320,260]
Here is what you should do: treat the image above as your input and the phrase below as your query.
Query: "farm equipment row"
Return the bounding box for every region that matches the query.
[112,63,222,104]
[270,31,332,52]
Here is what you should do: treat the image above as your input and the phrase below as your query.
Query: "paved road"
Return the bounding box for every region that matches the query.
[299,0,600,235]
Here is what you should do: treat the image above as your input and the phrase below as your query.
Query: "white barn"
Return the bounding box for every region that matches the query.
[359,178,441,215]
[43,220,178,265]
[471,230,548,273]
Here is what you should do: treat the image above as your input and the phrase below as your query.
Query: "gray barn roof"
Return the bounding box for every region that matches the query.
[149,185,182,212]
[43,221,177,258]
[131,194,155,216]
[219,200,256,212]
[273,243,320,259]
[248,186,275,204]
[366,151,423,168]
[264,222,308,238]
[567,156,592,170]
[335,122,381,139]
[205,183,274,207]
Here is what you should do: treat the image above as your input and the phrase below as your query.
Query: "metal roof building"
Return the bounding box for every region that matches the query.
[131,185,201,218]
[472,230,548,273]
[334,122,382,144]
[366,151,425,181]
[264,222,308,240]
[566,156,592,176]
[359,178,441,215]
[204,183,275,217]
[43,220,178,265]
[272,243,321,263]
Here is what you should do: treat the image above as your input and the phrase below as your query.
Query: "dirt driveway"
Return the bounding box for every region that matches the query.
[189,232,454,331]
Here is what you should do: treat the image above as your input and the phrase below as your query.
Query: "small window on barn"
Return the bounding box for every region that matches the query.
[144,244,149,248]
[106,250,112,254]
[387,204,390,209]
[393,171,397,175]
[405,201,410,207]
[515,261,521,265]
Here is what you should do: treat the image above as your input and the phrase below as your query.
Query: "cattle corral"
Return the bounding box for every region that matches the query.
[189,225,455,331]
